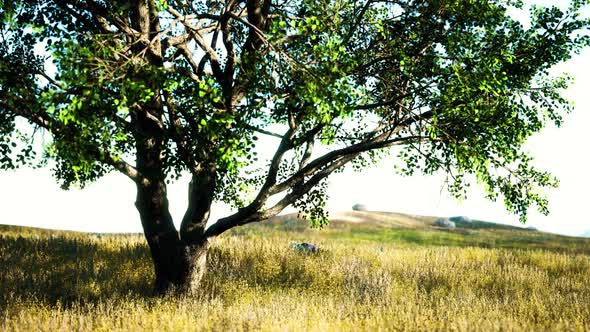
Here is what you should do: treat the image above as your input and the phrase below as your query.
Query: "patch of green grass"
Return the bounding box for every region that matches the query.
[1,219,589,331]
[239,219,590,254]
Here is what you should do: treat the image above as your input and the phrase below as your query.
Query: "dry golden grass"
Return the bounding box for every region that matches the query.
[268,211,436,229]
[1,216,589,331]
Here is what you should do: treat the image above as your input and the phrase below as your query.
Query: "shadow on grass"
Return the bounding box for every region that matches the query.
[0,234,153,306]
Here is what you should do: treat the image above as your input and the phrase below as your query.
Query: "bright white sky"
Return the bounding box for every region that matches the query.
[1,1,589,236]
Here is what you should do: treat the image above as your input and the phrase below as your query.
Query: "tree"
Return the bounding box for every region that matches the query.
[1,0,588,294]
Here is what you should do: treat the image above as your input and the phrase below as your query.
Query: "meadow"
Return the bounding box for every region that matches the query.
[1,212,589,331]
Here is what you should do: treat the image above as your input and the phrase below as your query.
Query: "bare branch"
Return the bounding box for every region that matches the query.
[222,13,237,103]
[162,91,199,174]
[299,139,314,170]
[238,122,283,138]
[166,6,225,83]
[197,28,220,77]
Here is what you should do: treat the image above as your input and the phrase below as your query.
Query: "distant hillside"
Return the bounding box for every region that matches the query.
[254,210,590,255]
[266,210,530,230]
[581,230,590,238]
[265,211,438,229]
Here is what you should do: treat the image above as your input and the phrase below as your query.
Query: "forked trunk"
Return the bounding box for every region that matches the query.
[131,93,213,294]
[136,179,210,295]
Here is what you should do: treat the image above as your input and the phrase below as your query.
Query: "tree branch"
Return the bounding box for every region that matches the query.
[238,122,283,138]
[205,133,427,238]
[0,97,145,184]
[162,91,199,174]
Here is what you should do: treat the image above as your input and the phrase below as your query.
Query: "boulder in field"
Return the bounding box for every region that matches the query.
[434,218,456,229]
[291,242,320,253]
[352,203,368,211]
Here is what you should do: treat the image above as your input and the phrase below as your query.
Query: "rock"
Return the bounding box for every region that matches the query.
[433,218,456,229]
[449,216,471,223]
[291,242,320,253]
[526,226,538,231]
[352,203,368,211]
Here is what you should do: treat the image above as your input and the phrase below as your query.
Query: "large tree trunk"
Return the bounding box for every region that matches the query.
[135,179,211,294]
[132,102,213,293]
[148,240,210,295]
[132,101,211,294]
[177,240,210,294]
[125,0,213,295]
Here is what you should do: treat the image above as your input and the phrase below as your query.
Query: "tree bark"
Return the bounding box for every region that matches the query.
[177,240,210,294]
[135,179,211,295]
[131,94,211,294]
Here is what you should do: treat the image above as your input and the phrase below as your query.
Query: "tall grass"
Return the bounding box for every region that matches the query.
[1,222,589,331]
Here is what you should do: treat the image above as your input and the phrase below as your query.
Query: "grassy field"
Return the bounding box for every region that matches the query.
[1,212,589,331]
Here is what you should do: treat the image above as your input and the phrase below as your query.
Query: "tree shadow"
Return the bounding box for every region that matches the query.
[0,233,153,307]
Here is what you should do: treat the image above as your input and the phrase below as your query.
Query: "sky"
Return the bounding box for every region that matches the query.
[0,1,589,237]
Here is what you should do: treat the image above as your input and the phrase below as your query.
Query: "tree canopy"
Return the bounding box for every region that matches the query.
[1,0,589,291]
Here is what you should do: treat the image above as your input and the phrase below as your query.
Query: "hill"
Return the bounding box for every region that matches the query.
[258,211,590,255]
[1,212,589,331]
